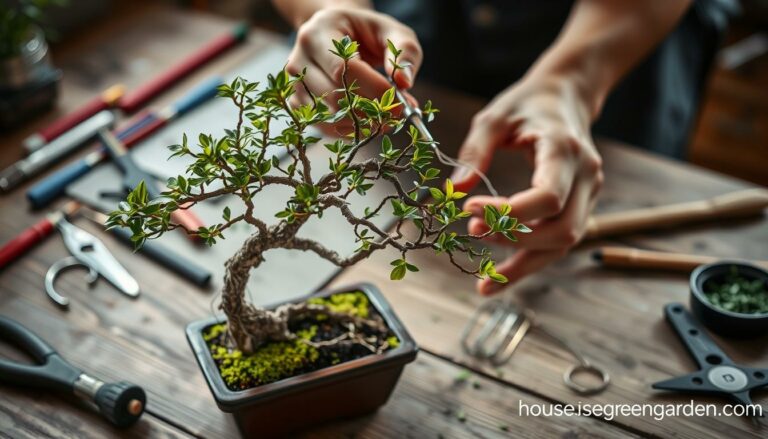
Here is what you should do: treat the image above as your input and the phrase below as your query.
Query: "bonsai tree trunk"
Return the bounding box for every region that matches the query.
[220,229,388,354]
[220,232,280,353]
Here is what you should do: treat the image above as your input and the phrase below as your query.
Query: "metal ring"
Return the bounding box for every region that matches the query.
[563,363,611,395]
[44,256,96,308]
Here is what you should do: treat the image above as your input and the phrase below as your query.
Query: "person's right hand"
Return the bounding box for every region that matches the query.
[285,8,423,125]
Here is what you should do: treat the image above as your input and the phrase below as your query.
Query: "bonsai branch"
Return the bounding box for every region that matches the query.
[109,36,530,354]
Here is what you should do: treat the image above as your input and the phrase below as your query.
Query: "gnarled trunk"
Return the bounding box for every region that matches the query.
[220,227,390,354]
[220,232,293,353]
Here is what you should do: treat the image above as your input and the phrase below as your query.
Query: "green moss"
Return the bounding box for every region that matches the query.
[203,291,395,390]
[203,323,227,341]
[204,323,319,389]
[308,291,370,318]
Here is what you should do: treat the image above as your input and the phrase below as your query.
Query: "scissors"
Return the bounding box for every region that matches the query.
[46,215,139,308]
[0,316,146,427]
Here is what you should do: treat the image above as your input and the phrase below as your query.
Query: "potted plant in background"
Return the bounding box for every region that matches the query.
[108,37,530,436]
[0,0,64,131]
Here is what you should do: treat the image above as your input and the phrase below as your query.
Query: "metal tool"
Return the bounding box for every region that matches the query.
[26,76,223,209]
[23,84,125,153]
[0,110,116,192]
[0,316,146,427]
[0,201,81,269]
[653,303,768,418]
[96,128,205,240]
[79,207,212,287]
[46,216,139,307]
[462,298,610,395]
[393,84,500,198]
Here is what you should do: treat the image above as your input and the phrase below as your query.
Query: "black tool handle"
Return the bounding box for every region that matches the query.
[0,316,82,392]
[109,227,211,287]
[95,381,147,428]
[664,303,734,369]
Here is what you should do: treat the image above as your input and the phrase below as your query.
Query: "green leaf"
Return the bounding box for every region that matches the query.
[489,272,508,283]
[405,263,419,272]
[429,187,444,203]
[484,205,498,227]
[423,168,440,180]
[444,179,454,199]
[390,264,406,280]
[386,39,402,58]
[515,223,532,233]
[222,206,231,222]
[380,87,395,109]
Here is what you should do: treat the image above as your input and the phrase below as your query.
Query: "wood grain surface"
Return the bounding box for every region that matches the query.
[331,90,768,438]
[0,3,765,439]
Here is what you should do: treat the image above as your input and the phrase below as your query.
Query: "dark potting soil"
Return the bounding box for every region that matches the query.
[203,291,400,391]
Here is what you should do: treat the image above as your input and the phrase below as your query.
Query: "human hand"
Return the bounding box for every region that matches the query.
[451,74,604,295]
[285,8,422,132]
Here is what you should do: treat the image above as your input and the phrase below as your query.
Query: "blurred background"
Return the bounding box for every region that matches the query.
[6,0,768,185]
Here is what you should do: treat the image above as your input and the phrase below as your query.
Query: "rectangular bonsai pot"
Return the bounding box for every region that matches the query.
[186,282,418,437]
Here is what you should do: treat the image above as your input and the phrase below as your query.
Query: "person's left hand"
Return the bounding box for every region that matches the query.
[450,73,604,295]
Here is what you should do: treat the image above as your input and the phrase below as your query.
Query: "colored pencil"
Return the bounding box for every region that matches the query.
[22,84,125,153]
[118,23,247,113]
[0,110,116,192]
[26,76,223,209]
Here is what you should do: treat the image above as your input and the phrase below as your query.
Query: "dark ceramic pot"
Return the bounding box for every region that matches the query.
[186,282,418,437]
[690,261,768,338]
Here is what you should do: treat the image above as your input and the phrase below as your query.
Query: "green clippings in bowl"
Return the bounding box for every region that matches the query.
[703,266,768,315]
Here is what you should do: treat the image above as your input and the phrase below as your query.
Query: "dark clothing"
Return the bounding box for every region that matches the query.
[373,0,735,159]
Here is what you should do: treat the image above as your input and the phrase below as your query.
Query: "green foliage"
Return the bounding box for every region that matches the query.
[0,0,65,59]
[389,258,419,280]
[108,37,530,289]
[703,266,768,315]
[483,204,531,242]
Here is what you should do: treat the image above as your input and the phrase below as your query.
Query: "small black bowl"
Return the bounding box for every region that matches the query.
[690,261,768,338]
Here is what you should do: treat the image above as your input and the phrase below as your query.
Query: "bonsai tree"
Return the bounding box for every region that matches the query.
[108,37,530,353]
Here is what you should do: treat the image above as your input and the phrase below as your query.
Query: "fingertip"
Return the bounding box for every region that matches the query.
[451,173,479,193]
[394,67,413,89]
[467,218,487,235]
[463,197,485,214]
[477,278,504,296]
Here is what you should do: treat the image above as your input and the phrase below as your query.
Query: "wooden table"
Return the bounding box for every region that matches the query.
[1,4,766,439]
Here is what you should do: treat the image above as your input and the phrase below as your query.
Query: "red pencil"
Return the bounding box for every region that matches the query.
[23,85,125,153]
[118,23,248,114]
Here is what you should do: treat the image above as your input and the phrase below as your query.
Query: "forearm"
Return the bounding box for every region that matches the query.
[528,0,692,120]
[272,0,372,28]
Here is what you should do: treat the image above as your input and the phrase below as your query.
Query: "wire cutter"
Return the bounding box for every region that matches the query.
[0,316,146,427]
[46,212,139,308]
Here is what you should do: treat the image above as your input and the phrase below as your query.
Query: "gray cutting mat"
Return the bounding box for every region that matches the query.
[67,44,397,306]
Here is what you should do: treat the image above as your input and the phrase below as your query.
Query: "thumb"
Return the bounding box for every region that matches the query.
[382,29,422,89]
[450,113,504,193]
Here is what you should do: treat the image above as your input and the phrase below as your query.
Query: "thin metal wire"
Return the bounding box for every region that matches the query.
[393,87,500,198]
